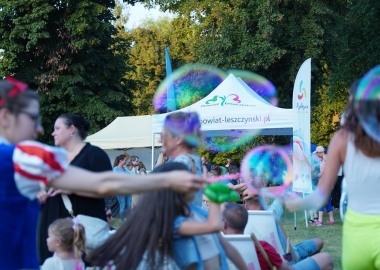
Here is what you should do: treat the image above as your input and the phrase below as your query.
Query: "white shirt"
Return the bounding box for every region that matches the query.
[344,134,380,214]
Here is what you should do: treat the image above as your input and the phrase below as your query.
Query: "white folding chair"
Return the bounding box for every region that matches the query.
[244,210,285,255]
[222,234,261,270]
[244,210,298,262]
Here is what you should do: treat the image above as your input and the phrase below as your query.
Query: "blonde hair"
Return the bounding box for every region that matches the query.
[49,217,86,258]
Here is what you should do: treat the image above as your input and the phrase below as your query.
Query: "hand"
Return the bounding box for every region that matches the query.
[167,171,205,193]
[36,190,49,204]
[47,188,71,197]
[228,182,247,193]
[242,188,259,201]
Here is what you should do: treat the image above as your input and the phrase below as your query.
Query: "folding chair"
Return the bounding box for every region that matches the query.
[244,210,298,262]
[222,234,261,270]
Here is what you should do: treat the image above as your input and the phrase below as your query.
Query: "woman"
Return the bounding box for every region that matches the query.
[38,113,112,263]
[112,154,131,222]
[161,111,204,206]
[131,161,148,207]
[138,161,148,175]
[286,67,380,270]
[0,77,204,269]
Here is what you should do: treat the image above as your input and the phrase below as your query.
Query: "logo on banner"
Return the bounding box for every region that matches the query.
[202,93,255,107]
[296,80,309,111]
[297,80,307,100]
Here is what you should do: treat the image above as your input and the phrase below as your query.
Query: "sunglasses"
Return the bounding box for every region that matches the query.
[20,110,41,128]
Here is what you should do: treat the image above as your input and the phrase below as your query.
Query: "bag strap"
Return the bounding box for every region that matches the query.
[61,194,75,217]
[186,154,197,174]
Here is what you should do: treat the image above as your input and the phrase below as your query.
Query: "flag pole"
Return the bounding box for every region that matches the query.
[165,47,176,112]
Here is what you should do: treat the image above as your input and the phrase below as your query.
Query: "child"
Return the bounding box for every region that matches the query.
[41,217,86,270]
[88,162,247,270]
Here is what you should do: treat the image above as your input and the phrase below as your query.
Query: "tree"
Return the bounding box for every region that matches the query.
[136,0,341,109]
[329,0,380,100]
[125,16,198,115]
[311,61,347,146]
[124,0,377,160]
[0,0,133,143]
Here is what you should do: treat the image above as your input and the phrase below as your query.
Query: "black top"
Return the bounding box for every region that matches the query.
[38,143,112,263]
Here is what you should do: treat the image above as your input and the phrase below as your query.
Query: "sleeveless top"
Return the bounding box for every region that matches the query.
[344,134,380,214]
[0,139,67,269]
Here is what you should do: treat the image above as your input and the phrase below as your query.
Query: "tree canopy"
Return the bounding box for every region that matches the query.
[0,0,378,159]
[0,0,133,143]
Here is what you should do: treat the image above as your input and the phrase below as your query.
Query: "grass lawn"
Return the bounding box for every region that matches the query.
[281,209,343,270]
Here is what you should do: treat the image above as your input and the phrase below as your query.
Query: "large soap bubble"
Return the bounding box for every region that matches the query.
[354,65,380,142]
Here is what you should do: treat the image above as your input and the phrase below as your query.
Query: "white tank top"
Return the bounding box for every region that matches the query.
[344,134,380,214]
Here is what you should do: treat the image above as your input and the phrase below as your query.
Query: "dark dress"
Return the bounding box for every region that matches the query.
[38,143,112,263]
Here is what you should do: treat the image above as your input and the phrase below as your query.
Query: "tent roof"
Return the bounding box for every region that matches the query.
[86,115,161,149]
[87,74,295,150]
[152,74,293,136]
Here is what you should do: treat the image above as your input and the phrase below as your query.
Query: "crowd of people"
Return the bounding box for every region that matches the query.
[0,77,202,269]
[0,64,379,270]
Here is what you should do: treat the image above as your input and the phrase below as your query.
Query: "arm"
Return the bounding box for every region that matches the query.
[49,166,204,196]
[218,235,248,270]
[177,202,221,235]
[286,130,347,211]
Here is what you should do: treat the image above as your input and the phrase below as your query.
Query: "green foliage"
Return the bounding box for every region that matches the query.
[125,17,198,115]
[311,62,347,146]
[330,0,380,99]
[2,0,375,155]
[198,135,291,166]
[0,0,133,143]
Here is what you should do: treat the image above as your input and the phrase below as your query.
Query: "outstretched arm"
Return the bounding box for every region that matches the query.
[50,167,204,196]
[286,129,347,211]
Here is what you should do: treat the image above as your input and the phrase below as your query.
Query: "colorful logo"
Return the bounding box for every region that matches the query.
[297,80,307,100]
[206,94,241,106]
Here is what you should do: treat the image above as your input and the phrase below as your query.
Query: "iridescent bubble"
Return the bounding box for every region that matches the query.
[200,69,278,152]
[154,64,280,152]
[354,65,380,142]
[153,64,227,113]
[202,131,262,153]
[241,145,293,199]
[227,69,277,106]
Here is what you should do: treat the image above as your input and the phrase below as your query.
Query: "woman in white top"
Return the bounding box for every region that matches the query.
[286,66,380,270]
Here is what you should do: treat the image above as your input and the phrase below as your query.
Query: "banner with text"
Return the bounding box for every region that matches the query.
[152,74,293,134]
[292,59,312,193]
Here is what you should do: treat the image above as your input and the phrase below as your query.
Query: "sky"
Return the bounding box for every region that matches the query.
[125,3,175,29]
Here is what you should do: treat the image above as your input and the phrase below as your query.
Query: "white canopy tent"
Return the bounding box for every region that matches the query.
[86,115,162,169]
[87,115,161,149]
[151,73,294,167]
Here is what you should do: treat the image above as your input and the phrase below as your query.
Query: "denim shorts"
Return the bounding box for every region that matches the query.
[294,239,318,261]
